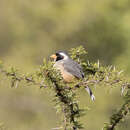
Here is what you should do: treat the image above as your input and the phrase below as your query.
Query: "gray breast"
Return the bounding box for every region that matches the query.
[53,60,75,82]
[54,59,84,79]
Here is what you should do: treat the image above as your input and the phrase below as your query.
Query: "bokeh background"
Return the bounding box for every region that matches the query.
[0,0,130,130]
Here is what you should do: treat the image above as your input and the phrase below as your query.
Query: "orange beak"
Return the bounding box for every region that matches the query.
[50,54,57,59]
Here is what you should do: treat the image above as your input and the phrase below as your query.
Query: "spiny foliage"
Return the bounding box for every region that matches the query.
[0,46,129,130]
[103,89,130,130]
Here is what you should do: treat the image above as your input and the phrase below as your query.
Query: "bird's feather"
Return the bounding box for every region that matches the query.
[63,59,84,79]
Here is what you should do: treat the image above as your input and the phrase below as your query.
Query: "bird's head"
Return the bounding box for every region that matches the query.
[50,51,69,61]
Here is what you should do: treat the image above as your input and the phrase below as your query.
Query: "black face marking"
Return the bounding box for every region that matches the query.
[56,53,64,61]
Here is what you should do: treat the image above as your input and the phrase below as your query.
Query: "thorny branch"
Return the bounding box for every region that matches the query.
[104,89,130,130]
[0,67,46,88]
[0,46,130,130]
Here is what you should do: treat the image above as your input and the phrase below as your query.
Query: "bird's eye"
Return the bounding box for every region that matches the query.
[56,53,59,56]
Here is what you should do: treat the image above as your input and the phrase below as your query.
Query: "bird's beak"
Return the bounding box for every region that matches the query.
[50,54,57,59]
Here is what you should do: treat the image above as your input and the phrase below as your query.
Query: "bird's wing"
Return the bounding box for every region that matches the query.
[63,59,84,79]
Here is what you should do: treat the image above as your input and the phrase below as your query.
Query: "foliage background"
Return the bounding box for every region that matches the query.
[0,0,130,130]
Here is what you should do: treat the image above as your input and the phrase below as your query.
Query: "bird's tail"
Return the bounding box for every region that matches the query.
[85,86,95,101]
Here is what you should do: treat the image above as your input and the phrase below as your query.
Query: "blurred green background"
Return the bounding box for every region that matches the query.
[0,0,130,130]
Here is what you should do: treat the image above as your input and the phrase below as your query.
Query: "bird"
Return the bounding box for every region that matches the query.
[50,51,95,101]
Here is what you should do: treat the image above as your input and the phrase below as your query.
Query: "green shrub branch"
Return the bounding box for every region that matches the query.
[0,46,129,130]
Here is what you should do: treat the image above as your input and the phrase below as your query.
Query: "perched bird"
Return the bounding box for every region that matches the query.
[50,51,95,101]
